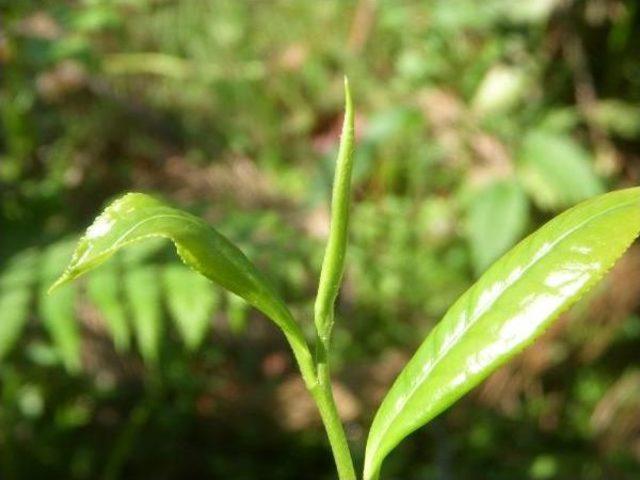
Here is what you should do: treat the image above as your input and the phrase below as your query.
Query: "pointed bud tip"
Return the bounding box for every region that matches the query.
[342,76,353,115]
[343,75,351,96]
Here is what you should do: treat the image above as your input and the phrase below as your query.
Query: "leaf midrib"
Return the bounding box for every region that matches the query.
[75,211,200,267]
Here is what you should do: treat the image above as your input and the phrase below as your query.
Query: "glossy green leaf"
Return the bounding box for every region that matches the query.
[163,264,218,351]
[49,193,314,383]
[467,179,529,275]
[364,188,640,480]
[86,261,130,352]
[39,241,81,373]
[125,267,162,364]
[0,249,39,360]
[518,130,604,210]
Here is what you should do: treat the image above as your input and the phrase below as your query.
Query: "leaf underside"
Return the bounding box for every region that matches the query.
[364,187,640,479]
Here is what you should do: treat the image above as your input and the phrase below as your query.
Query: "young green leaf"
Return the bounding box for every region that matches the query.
[311,77,358,480]
[314,76,355,343]
[125,267,162,364]
[49,193,315,384]
[162,264,218,351]
[364,187,640,480]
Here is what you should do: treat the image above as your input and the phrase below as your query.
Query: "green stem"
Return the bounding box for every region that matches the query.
[308,77,357,480]
[283,329,318,390]
[311,341,357,480]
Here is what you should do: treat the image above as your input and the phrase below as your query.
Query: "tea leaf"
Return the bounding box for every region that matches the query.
[364,188,640,479]
[49,193,314,383]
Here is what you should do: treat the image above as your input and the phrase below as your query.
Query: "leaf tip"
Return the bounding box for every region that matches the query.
[343,75,353,113]
[47,274,69,295]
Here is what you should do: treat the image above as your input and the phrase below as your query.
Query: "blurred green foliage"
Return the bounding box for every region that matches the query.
[1,0,640,478]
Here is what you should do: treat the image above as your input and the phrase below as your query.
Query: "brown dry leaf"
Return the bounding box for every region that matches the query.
[467,133,514,187]
[262,351,290,378]
[418,88,466,167]
[277,44,308,72]
[76,298,144,383]
[17,11,63,40]
[576,246,640,361]
[591,371,640,434]
[275,376,317,430]
[312,106,366,156]
[303,205,331,240]
[347,0,377,54]
[0,34,11,63]
[419,88,464,128]
[591,371,640,459]
[36,60,88,102]
[142,155,275,208]
[361,349,409,407]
